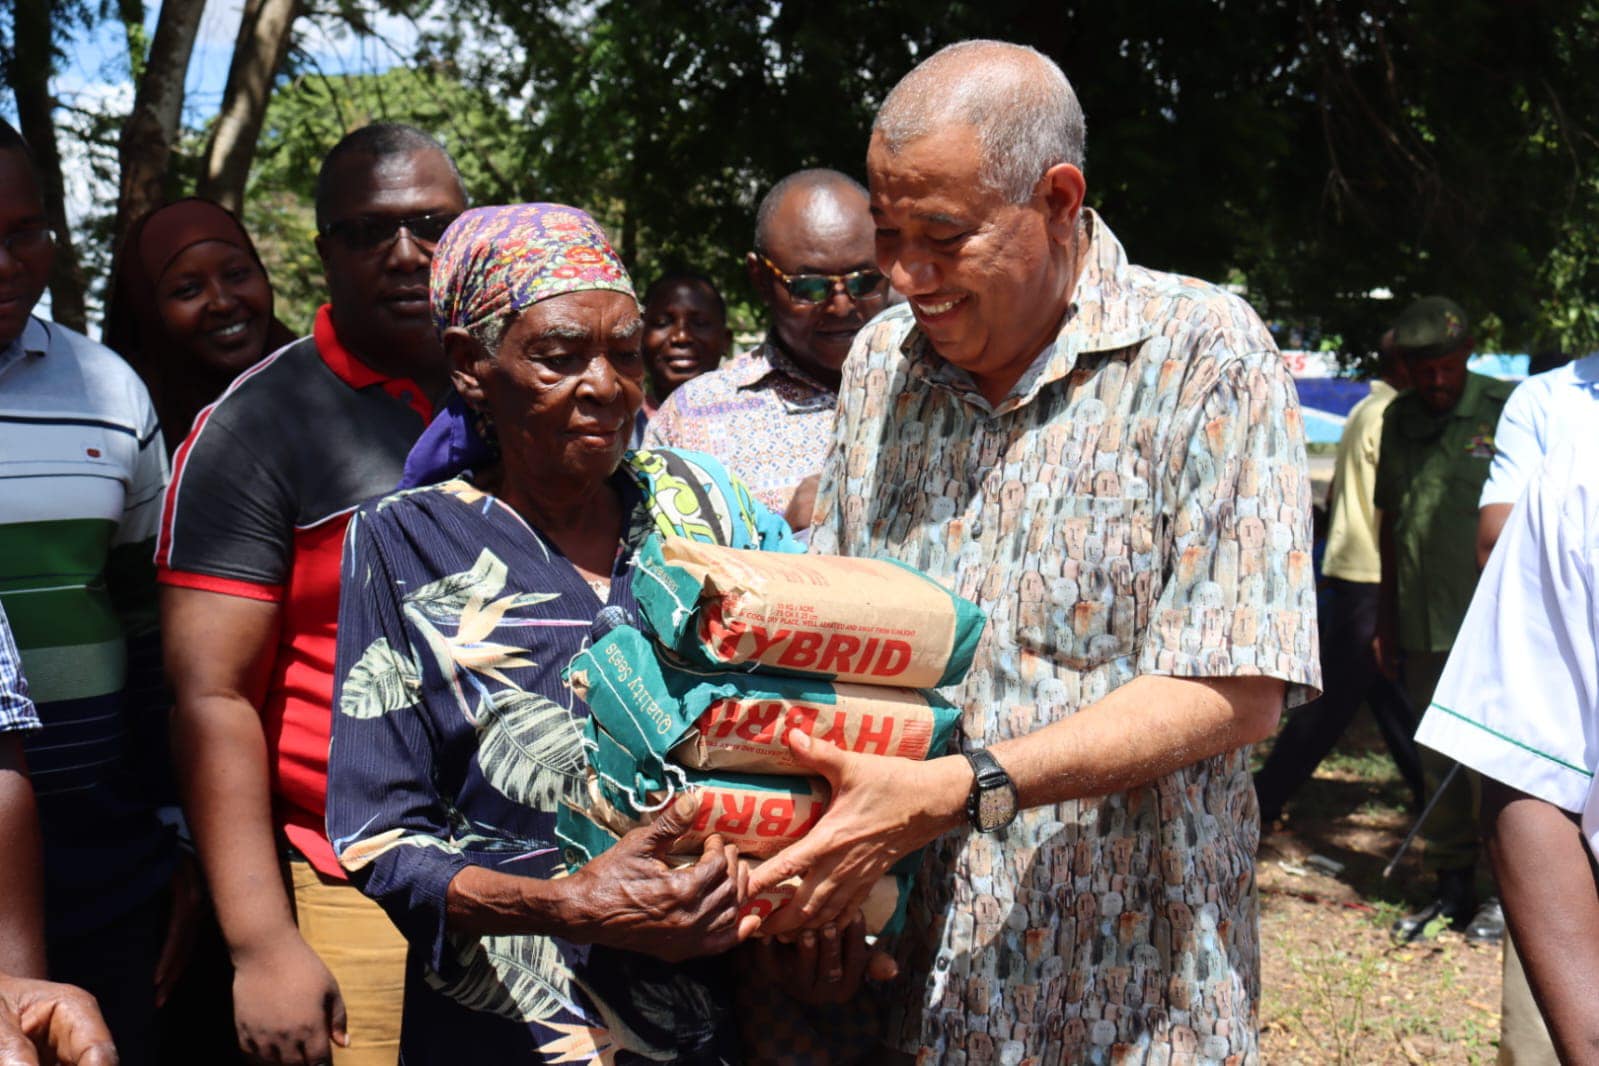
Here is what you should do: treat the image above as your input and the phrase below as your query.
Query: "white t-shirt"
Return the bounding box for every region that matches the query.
[1479,353,1599,507]
[1418,430,1599,861]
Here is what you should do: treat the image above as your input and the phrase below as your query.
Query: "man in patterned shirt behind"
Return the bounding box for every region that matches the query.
[749,40,1322,1063]
[644,168,887,529]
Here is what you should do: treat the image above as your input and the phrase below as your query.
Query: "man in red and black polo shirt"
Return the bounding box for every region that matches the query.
[158,124,466,1066]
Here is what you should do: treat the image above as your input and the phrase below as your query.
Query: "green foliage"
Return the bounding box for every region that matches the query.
[25,0,1599,352]
[419,0,1599,359]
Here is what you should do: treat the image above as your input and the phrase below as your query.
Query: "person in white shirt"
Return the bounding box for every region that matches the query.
[1476,352,1599,565]
[1416,430,1599,1063]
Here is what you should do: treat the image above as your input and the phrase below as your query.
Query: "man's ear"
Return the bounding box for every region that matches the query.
[746,251,772,307]
[1040,163,1087,246]
[445,326,489,407]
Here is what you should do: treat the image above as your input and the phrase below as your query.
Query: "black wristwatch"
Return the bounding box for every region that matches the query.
[964,748,1018,832]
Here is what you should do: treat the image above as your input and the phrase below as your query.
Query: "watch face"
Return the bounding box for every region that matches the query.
[978,785,1016,831]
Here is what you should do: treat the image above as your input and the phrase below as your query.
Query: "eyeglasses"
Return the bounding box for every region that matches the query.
[0,226,55,256]
[321,211,460,252]
[757,253,887,305]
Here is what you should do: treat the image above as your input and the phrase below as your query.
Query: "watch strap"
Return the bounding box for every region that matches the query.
[964,747,1014,829]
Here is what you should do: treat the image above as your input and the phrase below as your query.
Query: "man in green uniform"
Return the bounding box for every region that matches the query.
[1373,296,1513,943]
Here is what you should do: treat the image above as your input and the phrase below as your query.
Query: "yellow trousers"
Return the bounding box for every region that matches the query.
[288,860,408,1066]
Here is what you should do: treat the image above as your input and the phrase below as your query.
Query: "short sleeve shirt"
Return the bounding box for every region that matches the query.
[0,315,173,932]
[1417,430,1599,861]
[1479,353,1599,508]
[0,602,38,734]
[643,340,837,515]
[156,305,434,875]
[811,211,1321,1064]
[1321,381,1396,583]
[1373,372,1513,652]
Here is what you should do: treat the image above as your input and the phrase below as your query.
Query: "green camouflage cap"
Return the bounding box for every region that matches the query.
[1392,296,1471,360]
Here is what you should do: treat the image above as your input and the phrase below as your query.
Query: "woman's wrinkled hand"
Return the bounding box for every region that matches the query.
[748,914,898,1005]
[566,792,761,962]
[230,935,346,1065]
[0,973,119,1066]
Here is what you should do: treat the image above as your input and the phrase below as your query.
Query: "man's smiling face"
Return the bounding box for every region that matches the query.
[867,124,1079,395]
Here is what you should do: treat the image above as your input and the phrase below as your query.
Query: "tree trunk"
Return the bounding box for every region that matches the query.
[196,0,299,214]
[9,0,87,332]
[112,0,206,259]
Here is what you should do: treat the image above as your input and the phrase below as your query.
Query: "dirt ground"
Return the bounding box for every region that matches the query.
[1255,725,1504,1065]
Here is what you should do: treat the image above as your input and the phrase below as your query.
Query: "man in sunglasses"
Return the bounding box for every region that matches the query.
[158,123,466,1066]
[645,168,886,528]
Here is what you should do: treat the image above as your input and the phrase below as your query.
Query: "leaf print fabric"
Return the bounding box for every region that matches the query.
[339,638,421,719]
[810,211,1321,1065]
[325,450,793,1064]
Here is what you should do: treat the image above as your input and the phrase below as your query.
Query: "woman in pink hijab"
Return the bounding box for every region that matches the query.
[106,198,296,454]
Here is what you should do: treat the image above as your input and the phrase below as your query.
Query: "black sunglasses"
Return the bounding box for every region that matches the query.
[321,211,460,252]
[757,252,887,305]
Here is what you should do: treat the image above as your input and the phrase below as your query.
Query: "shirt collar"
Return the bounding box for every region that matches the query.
[899,210,1158,416]
[730,338,837,397]
[1569,352,1599,390]
[312,304,436,423]
[0,317,51,378]
[1452,370,1495,420]
[1395,371,1496,437]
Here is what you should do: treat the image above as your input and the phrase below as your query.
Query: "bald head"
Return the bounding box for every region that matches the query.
[874,39,1085,203]
[746,168,883,387]
[753,168,869,253]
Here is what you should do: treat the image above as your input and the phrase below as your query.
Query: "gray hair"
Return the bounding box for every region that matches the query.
[466,311,513,357]
[873,40,1086,204]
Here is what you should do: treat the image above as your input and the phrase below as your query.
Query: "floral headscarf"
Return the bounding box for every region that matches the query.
[400,204,637,489]
[429,203,636,340]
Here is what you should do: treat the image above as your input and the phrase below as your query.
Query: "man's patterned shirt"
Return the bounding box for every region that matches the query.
[643,339,837,515]
[810,211,1321,1065]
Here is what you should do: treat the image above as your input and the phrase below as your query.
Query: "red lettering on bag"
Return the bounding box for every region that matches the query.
[697,700,739,740]
[745,625,793,662]
[702,605,742,661]
[781,704,820,740]
[856,714,895,755]
[755,797,796,837]
[871,640,912,677]
[815,634,862,674]
[776,629,823,668]
[740,897,777,920]
[855,638,880,674]
[816,711,850,749]
[895,720,933,759]
[712,792,756,835]
[734,702,783,742]
[691,797,715,834]
[789,796,826,836]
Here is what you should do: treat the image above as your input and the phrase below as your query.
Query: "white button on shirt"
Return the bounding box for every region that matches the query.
[1417,430,1599,862]
[1480,352,1599,507]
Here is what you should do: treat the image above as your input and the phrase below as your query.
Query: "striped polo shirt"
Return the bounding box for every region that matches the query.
[0,315,175,935]
[157,304,434,878]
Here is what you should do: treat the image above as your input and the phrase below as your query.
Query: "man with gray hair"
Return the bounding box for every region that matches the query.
[750,40,1320,1062]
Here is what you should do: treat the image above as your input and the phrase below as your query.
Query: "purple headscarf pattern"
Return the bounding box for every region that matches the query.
[400,204,638,490]
[429,203,637,339]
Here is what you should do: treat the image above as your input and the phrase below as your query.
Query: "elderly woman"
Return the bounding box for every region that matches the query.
[324,204,796,1064]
